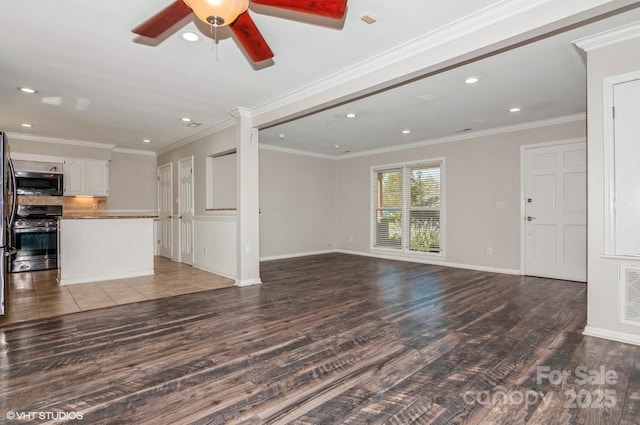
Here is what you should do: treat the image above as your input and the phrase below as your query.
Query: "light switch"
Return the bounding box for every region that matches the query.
[496,201,508,209]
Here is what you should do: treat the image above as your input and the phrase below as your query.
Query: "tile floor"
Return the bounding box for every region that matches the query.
[1,256,234,325]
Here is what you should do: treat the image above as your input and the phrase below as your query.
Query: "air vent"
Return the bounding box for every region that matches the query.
[620,265,640,326]
[361,14,376,25]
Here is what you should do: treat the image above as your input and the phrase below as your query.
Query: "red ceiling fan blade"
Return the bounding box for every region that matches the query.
[230,12,274,62]
[132,1,193,38]
[251,0,347,19]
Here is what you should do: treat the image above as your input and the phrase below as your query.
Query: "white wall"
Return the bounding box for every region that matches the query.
[583,37,640,345]
[157,126,236,215]
[157,125,238,276]
[256,120,586,271]
[108,150,157,213]
[333,120,586,272]
[193,214,237,279]
[259,148,336,259]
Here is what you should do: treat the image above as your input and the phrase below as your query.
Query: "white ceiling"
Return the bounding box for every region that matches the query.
[0,1,639,155]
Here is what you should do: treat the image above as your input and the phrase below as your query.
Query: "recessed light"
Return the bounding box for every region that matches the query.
[18,87,37,94]
[334,144,341,149]
[277,134,286,139]
[181,117,192,122]
[143,139,151,143]
[509,107,521,113]
[465,77,480,84]
[182,32,199,42]
[345,113,357,118]
[21,123,33,128]
[402,130,411,134]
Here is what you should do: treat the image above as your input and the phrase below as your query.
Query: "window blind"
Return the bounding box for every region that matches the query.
[371,160,443,255]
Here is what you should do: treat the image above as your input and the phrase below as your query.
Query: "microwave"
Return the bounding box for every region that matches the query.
[14,171,64,196]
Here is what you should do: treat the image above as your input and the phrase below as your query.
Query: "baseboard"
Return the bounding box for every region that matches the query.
[235,278,262,287]
[260,249,337,262]
[336,249,521,275]
[583,326,640,347]
[192,263,236,281]
[59,269,155,286]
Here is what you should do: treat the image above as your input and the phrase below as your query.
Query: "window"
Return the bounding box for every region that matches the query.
[371,159,444,256]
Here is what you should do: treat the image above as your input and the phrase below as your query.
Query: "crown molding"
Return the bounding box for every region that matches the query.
[259,113,586,161]
[337,113,586,160]
[229,107,252,119]
[112,147,157,157]
[573,21,640,51]
[7,132,116,150]
[258,143,335,160]
[250,0,552,123]
[156,118,236,156]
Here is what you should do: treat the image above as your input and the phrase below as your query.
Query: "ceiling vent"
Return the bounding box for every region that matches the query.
[361,14,376,25]
[620,265,640,326]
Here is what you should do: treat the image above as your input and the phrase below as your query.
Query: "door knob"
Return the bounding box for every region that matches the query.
[526,216,536,221]
[178,215,183,219]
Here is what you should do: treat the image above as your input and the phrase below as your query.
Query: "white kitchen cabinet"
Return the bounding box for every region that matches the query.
[63,158,85,195]
[64,158,109,196]
[85,159,109,196]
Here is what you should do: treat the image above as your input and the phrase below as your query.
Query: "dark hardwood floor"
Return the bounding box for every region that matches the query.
[0,253,638,424]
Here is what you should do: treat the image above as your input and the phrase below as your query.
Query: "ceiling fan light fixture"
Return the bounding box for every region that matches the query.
[184,0,249,27]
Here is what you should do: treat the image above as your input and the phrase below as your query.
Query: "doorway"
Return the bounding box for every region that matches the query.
[178,157,194,265]
[157,163,173,259]
[521,140,587,282]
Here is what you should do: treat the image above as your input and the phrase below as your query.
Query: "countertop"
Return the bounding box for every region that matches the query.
[60,215,158,220]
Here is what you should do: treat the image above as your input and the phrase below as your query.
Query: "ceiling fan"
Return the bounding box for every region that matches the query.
[132,0,348,63]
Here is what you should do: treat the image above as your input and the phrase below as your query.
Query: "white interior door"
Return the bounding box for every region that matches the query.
[178,157,194,265]
[523,141,587,282]
[157,163,173,259]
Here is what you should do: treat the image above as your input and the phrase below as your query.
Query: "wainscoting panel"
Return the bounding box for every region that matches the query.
[193,214,237,280]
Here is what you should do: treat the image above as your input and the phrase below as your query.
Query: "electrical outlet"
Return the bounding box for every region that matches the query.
[92,203,98,210]
[486,247,493,255]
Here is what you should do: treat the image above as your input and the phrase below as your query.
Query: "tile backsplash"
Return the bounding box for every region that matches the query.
[17,195,108,217]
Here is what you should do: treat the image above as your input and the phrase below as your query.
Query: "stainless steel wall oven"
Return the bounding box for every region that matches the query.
[11,205,62,272]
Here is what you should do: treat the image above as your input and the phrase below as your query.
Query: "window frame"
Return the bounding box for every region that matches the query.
[370,158,445,258]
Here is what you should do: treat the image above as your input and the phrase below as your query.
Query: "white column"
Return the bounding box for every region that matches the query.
[232,107,261,286]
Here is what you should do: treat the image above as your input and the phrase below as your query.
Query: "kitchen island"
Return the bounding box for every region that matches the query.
[58,216,156,285]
